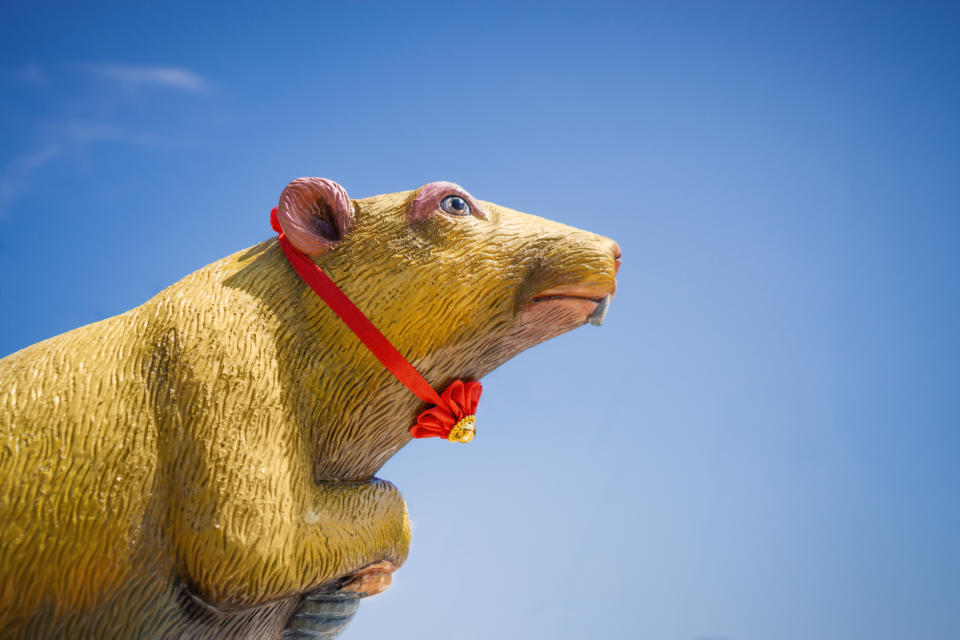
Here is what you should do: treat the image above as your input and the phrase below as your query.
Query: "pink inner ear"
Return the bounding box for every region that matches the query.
[278,178,355,256]
[409,181,486,222]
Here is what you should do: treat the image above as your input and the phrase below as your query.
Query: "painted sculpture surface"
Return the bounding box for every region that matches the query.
[0,178,620,638]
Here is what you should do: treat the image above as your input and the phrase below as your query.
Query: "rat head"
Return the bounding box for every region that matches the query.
[275,177,620,379]
[270,177,619,478]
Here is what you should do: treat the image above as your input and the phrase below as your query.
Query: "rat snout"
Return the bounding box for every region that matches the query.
[525,234,620,328]
[531,238,620,297]
[488,204,621,354]
[588,240,620,326]
[604,240,621,296]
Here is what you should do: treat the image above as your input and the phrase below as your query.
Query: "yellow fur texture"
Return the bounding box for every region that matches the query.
[0,180,618,638]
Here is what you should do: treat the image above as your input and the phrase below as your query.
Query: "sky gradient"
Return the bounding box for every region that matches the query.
[1,2,958,639]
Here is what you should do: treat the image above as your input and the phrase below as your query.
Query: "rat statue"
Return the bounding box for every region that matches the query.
[0,178,620,638]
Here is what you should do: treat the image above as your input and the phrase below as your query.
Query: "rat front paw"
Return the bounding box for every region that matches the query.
[282,562,398,640]
[341,560,396,597]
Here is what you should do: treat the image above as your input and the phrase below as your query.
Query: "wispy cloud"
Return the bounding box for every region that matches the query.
[17,63,48,87]
[0,61,210,216]
[60,121,173,147]
[82,64,209,92]
[0,145,62,214]
[0,62,48,88]
[0,122,179,218]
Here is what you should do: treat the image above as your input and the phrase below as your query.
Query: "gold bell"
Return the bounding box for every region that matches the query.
[447,415,476,443]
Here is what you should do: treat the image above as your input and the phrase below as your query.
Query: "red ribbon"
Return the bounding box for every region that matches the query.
[408,379,482,439]
[271,207,481,441]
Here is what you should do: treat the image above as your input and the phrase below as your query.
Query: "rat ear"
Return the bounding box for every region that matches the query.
[277,177,355,256]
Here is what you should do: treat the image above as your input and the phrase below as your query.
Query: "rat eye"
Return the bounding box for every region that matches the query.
[440,195,472,216]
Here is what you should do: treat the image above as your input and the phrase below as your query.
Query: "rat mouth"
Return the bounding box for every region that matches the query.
[530,293,607,303]
[529,283,615,326]
[530,283,612,303]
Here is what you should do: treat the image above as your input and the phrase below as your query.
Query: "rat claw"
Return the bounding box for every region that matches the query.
[341,561,396,597]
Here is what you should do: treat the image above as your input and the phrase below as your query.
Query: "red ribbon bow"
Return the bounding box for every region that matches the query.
[270,207,482,442]
[410,379,483,441]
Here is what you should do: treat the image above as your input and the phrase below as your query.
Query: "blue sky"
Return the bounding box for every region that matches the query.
[1,2,958,639]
